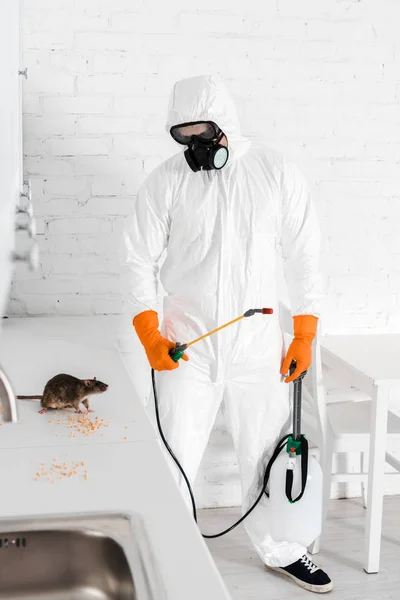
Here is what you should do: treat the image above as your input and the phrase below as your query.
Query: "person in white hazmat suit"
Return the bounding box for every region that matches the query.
[124,75,332,593]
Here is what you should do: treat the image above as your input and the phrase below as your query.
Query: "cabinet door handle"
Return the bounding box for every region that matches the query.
[20,188,32,204]
[18,67,28,79]
[15,219,36,239]
[16,204,33,218]
[23,177,31,192]
[12,243,39,271]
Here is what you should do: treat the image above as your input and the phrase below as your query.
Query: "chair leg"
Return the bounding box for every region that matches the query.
[308,536,321,555]
[364,386,388,573]
[361,450,369,509]
[320,444,333,550]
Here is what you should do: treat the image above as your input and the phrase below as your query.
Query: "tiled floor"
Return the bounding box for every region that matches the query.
[199,497,400,600]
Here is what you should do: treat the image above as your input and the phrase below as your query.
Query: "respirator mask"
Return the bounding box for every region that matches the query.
[170,121,229,172]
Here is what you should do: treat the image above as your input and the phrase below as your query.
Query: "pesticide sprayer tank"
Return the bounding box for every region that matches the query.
[269,452,323,547]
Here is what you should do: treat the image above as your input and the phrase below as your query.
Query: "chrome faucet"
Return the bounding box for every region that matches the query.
[0,365,18,422]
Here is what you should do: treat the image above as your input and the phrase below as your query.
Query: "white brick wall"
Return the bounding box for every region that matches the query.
[8,0,400,505]
[11,0,400,331]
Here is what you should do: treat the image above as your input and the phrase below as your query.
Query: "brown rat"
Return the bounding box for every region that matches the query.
[17,374,109,414]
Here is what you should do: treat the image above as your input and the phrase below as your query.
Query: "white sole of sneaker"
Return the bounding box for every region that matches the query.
[267,566,333,593]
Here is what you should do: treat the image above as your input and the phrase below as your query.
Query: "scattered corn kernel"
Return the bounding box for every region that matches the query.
[34,459,89,484]
[49,413,112,438]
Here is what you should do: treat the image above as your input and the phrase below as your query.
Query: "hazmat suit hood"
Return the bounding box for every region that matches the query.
[166,75,251,165]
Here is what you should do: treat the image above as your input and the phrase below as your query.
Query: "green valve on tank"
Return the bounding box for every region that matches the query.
[286,436,303,456]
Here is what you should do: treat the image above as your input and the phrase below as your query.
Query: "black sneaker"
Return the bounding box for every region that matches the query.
[269,555,333,593]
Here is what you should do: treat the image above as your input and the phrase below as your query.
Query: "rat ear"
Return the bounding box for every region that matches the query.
[93,376,97,381]
[84,379,91,387]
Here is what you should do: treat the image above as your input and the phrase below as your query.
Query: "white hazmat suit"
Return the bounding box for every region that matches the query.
[124,75,322,568]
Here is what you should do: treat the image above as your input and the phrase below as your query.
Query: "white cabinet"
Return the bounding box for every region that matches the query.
[0,0,22,320]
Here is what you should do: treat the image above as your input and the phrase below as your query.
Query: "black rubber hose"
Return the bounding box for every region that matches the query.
[151,368,289,539]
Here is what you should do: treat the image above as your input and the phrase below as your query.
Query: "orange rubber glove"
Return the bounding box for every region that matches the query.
[281,315,318,383]
[133,310,189,371]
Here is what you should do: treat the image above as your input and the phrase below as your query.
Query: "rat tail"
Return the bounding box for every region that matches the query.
[17,395,43,400]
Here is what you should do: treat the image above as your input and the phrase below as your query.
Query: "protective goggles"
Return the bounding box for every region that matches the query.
[170,121,222,145]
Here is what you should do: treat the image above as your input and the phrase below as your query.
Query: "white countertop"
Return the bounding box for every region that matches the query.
[0,316,157,447]
[0,316,232,600]
[321,334,400,388]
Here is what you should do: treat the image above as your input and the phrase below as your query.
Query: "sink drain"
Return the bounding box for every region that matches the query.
[0,537,27,548]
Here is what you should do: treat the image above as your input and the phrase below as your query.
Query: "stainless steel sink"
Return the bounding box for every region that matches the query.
[0,513,165,600]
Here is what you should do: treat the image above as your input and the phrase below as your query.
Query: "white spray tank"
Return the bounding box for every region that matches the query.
[269,362,323,547]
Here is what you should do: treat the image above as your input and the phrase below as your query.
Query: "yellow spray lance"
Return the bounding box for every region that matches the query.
[168,307,274,362]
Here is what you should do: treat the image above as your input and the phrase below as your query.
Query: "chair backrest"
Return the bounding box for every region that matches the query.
[279,301,329,449]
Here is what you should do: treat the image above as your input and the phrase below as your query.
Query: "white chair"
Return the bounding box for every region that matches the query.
[279,302,400,556]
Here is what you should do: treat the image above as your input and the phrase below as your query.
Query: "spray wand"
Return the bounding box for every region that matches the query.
[168,307,274,362]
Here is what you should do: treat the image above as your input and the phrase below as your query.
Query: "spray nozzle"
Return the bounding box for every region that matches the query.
[244,308,274,317]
